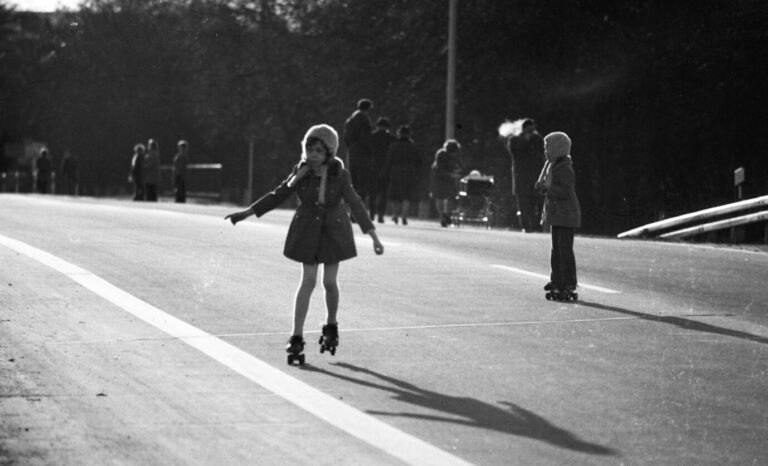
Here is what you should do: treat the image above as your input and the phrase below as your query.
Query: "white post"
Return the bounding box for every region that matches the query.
[247,140,254,204]
[445,0,457,141]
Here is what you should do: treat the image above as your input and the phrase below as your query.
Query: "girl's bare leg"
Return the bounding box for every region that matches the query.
[322,262,340,324]
[292,263,318,336]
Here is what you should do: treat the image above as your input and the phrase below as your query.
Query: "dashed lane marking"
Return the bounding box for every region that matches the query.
[0,232,473,466]
[490,264,621,294]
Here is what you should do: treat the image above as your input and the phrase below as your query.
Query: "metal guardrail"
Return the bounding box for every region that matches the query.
[617,195,768,239]
[659,211,768,240]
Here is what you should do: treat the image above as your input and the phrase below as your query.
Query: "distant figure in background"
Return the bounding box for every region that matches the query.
[173,140,189,203]
[535,131,581,299]
[129,143,146,201]
[343,99,374,209]
[143,138,161,202]
[506,118,545,232]
[381,125,421,225]
[369,117,395,223]
[35,148,53,194]
[60,150,79,195]
[430,139,464,227]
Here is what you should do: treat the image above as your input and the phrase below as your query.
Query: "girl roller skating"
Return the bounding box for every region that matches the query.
[225,124,384,365]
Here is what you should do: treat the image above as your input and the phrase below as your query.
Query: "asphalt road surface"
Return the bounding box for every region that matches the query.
[1,194,767,465]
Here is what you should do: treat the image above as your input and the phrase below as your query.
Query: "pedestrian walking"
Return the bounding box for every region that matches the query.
[343,99,374,210]
[143,138,161,202]
[535,131,581,300]
[35,148,53,194]
[381,125,421,225]
[60,150,79,195]
[430,139,463,227]
[129,143,146,201]
[224,124,384,363]
[173,140,189,203]
[507,118,545,232]
[370,117,395,223]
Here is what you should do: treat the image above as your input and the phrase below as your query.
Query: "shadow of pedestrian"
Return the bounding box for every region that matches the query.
[302,362,617,456]
[578,300,768,345]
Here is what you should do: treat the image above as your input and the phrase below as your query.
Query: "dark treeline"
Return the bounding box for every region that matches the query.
[2,0,767,234]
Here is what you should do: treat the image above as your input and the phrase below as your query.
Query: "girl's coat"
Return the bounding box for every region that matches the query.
[539,156,581,228]
[250,158,374,264]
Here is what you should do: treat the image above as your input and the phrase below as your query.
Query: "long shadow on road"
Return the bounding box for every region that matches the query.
[302,362,616,456]
[578,300,768,345]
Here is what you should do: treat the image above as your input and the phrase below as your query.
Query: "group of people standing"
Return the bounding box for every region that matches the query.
[343,99,423,226]
[33,148,79,195]
[129,138,188,203]
[342,98,468,228]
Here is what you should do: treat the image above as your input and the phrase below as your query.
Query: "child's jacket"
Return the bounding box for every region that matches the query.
[540,156,581,228]
[250,158,374,264]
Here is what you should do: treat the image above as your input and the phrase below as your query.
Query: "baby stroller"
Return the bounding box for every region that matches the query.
[451,171,495,229]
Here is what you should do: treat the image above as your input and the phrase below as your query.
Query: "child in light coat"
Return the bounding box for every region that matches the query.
[535,131,581,296]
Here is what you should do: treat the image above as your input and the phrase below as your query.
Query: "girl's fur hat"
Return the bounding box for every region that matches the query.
[301,124,339,159]
[544,132,571,159]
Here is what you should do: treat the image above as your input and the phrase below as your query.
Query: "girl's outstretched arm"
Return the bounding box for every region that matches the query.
[368,230,384,255]
[224,208,254,225]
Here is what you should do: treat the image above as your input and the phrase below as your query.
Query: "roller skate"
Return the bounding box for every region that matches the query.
[286,335,305,366]
[544,282,559,301]
[545,282,578,302]
[559,284,579,302]
[318,323,339,356]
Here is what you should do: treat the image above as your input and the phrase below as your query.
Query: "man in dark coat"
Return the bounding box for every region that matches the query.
[381,125,421,225]
[369,117,395,223]
[506,118,545,232]
[172,140,189,203]
[343,99,374,209]
[60,150,79,195]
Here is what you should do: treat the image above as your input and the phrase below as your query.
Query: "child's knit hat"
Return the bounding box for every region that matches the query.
[544,132,571,159]
[302,124,339,158]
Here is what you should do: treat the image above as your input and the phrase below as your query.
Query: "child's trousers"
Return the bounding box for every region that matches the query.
[550,225,577,286]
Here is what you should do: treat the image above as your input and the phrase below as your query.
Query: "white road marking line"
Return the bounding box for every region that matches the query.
[490,264,621,294]
[0,233,472,466]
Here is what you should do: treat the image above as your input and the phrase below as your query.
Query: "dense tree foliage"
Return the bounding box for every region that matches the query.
[2,0,767,234]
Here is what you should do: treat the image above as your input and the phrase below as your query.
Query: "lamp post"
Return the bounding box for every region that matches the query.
[445,0,457,140]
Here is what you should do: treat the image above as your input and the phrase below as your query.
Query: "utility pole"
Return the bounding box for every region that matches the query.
[445,0,457,140]
[247,139,254,204]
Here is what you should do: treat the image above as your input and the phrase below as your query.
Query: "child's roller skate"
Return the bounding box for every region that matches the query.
[559,284,579,302]
[318,323,339,356]
[286,335,305,365]
[544,282,559,301]
[545,282,579,302]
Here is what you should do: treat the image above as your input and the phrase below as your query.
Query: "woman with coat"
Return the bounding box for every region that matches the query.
[430,139,463,227]
[225,124,384,363]
[381,125,421,225]
[129,143,145,201]
[535,131,581,300]
[143,138,161,202]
